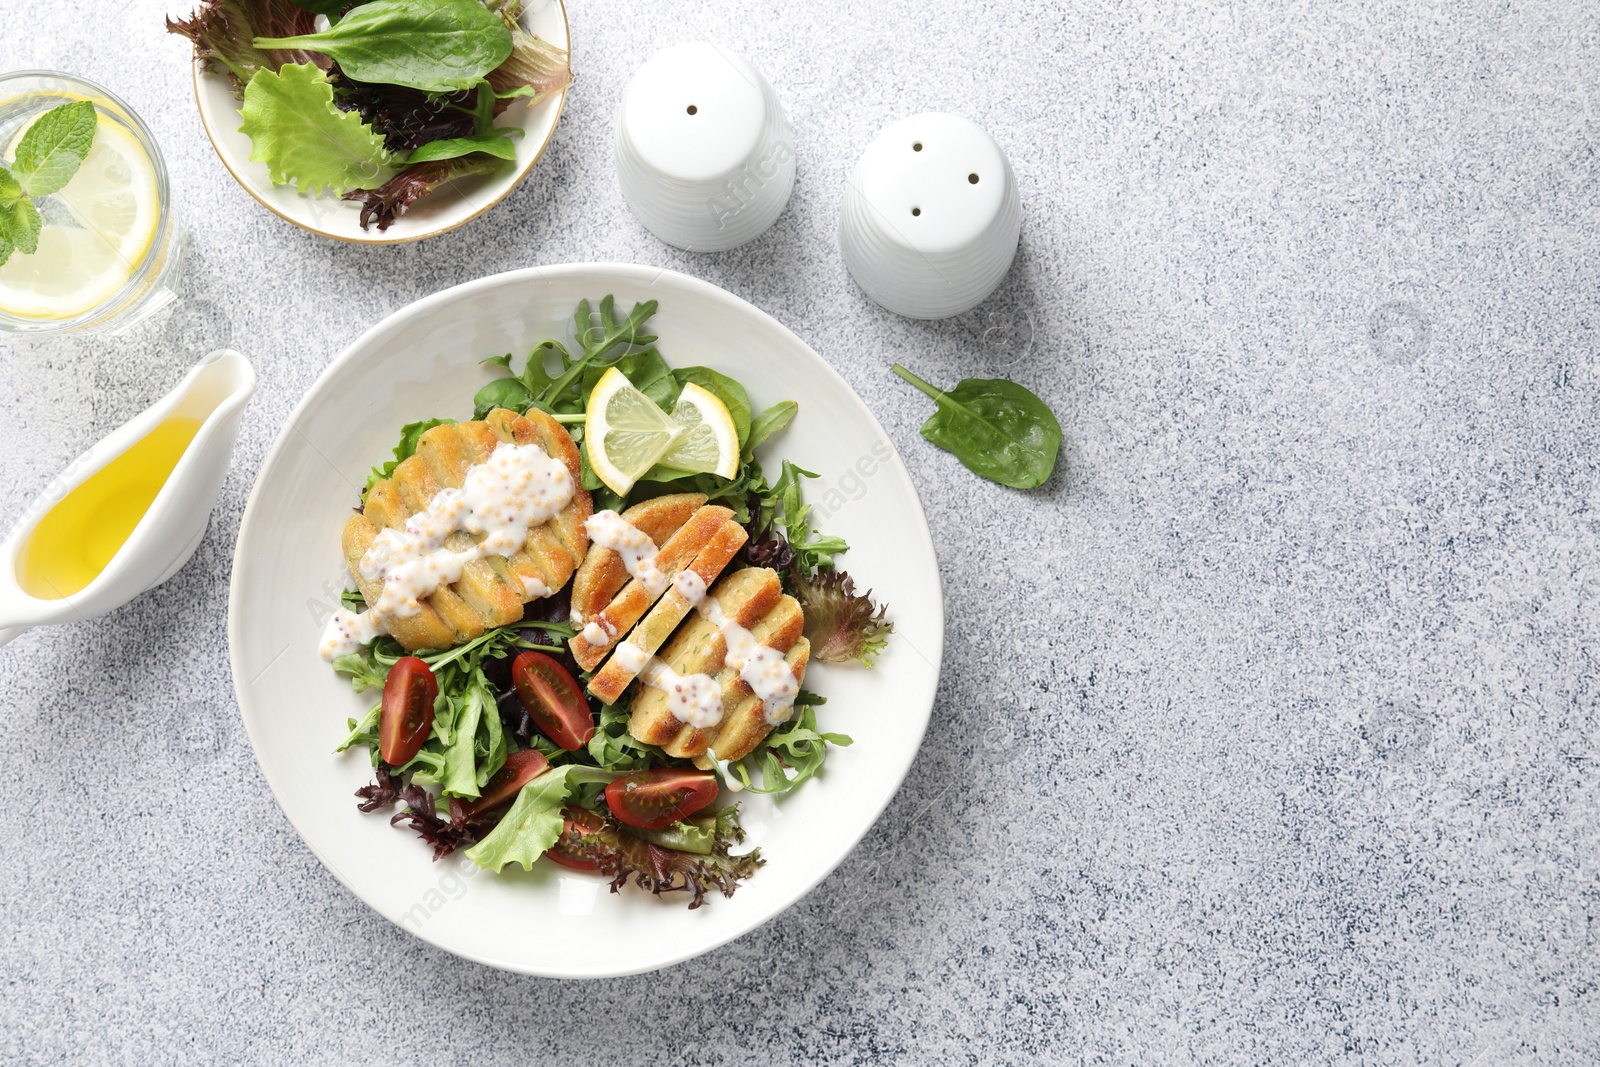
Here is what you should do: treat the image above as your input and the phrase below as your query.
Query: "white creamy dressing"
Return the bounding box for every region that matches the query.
[673,568,707,607]
[638,657,724,728]
[319,442,574,660]
[580,620,614,646]
[697,595,799,725]
[626,592,801,730]
[584,511,668,597]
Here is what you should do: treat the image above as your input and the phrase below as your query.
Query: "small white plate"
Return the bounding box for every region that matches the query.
[228,264,945,976]
[192,0,569,244]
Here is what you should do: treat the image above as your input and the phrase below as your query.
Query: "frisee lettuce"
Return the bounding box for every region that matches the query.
[239,62,395,195]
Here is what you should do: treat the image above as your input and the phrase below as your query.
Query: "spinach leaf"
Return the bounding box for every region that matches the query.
[406,132,517,163]
[672,366,751,444]
[743,400,797,460]
[254,0,513,93]
[891,364,1061,489]
[582,347,676,411]
[471,376,533,420]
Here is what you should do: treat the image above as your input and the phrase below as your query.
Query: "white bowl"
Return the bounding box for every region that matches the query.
[615,42,795,252]
[228,264,945,976]
[840,112,1022,319]
[191,0,570,244]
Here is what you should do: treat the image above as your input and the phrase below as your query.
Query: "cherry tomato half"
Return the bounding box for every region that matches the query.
[460,749,551,820]
[546,807,605,871]
[380,656,438,766]
[512,651,594,751]
[604,768,718,830]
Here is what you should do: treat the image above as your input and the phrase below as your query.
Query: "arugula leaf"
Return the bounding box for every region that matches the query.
[255,0,513,93]
[365,417,454,495]
[587,699,662,771]
[11,100,97,198]
[406,132,517,164]
[331,652,387,692]
[891,364,1061,489]
[743,400,796,460]
[239,62,395,195]
[465,764,617,872]
[673,366,751,444]
[718,701,850,795]
[772,461,849,572]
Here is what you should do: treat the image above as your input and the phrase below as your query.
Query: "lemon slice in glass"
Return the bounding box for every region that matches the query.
[659,383,740,478]
[585,367,685,496]
[0,113,160,321]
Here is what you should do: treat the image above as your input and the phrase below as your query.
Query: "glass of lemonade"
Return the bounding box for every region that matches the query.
[0,71,185,335]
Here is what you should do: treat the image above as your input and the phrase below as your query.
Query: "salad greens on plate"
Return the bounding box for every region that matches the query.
[331,297,891,908]
[169,0,570,230]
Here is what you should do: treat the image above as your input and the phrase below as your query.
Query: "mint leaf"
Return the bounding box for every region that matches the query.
[238,63,394,196]
[0,197,41,256]
[0,235,12,269]
[0,167,21,204]
[12,100,97,198]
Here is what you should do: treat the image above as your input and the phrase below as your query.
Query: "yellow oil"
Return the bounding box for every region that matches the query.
[17,416,201,599]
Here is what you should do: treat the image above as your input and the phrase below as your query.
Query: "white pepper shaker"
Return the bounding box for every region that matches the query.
[839,113,1021,319]
[615,42,796,252]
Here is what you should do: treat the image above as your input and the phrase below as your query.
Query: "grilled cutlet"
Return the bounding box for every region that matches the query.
[340,408,590,652]
[628,567,810,763]
[586,517,749,705]
[568,493,704,623]
[568,497,739,671]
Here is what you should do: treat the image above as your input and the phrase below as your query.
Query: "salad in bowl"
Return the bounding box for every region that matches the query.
[322,296,892,908]
[169,0,570,238]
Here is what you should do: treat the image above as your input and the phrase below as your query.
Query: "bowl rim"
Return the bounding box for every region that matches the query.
[226,263,946,976]
[189,0,570,246]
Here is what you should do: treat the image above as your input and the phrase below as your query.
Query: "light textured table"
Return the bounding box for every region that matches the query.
[3,1,1598,1063]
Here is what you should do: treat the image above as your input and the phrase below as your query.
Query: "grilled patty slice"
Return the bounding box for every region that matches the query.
[627,567,810,762]
[339,408,590,652]
[586,518,749,705]
[568,499,736,671]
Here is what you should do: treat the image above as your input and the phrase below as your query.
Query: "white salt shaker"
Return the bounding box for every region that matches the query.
[839,113,1022,319]
[615,42,796,252]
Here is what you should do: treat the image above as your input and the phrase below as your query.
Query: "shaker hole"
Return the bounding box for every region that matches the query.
[911,207,922,217]
[686,104,698,115]
[912,142,923,151]
[968,173,980,184]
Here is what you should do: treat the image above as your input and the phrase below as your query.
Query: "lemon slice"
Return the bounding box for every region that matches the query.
[0,113,160,321]
[585,367,685,495]
[659,383,740,478]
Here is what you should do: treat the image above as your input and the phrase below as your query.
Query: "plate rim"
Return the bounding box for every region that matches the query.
[227,262,945,976]
[190,0,571,246]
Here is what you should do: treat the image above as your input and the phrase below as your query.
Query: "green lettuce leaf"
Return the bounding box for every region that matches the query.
[465,765,617,872]
[239,62,395,195]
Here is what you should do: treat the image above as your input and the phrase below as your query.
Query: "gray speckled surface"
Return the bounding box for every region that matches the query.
[2,0,1598,1062]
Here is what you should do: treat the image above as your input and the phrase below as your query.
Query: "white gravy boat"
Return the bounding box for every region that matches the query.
[0,349,256,648]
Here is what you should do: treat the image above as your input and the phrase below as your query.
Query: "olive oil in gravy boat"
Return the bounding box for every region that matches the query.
[0,349,256,648]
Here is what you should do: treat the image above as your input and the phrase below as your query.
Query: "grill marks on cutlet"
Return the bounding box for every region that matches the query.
[339,409,589,652]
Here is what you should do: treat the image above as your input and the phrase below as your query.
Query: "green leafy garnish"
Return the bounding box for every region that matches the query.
[254,0,513,93]
[743,400,796,461]
[364,417,455,495]
[792,570,892,666]
[472,296,660,420]
[465,764,617,872]
[239,62,395,195]
[717,699,850,795]
[0,101,98,268]
[771,461,849,572]
[10,100,98,198]
[891,363,1062,489]
[406,133,516,163]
